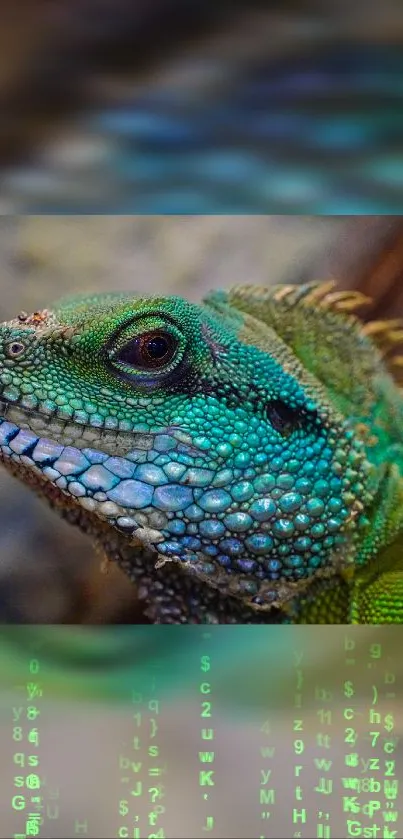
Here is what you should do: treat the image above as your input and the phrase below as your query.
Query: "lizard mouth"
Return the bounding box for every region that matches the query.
[0,397,154,458]
[0,396,209,554]
[0,397,201,459]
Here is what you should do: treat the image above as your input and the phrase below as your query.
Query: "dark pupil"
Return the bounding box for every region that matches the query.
[116,330,175,370]
[145,336,169,360]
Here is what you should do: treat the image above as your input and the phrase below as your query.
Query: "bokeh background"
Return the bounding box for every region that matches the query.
[0,1,403,212]
[0,214,402,624]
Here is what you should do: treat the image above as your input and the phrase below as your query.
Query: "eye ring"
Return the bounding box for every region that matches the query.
[6,341,26,359]
[116,330,178,371]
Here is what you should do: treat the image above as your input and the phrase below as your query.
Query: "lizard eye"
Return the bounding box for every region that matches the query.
[116,330,178,370]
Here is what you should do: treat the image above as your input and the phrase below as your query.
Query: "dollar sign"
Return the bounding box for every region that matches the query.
[384,714,394,732]
[344,680,354,698]
[119,800,129,817]
[201,655,210,672]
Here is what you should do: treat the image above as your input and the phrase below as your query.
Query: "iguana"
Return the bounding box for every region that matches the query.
[0,280,402,624]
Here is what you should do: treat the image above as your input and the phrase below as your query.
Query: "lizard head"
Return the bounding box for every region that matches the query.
[0,290,371,613]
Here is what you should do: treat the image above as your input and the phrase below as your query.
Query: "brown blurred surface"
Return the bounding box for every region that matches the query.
[339,220,403,320]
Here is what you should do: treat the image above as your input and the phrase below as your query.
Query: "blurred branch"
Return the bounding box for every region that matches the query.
[338,219,403,320]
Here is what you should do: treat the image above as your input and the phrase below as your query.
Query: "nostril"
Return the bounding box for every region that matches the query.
[6,341,26,359]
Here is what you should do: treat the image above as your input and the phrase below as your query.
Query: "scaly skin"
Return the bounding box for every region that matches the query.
[0,281,402,624]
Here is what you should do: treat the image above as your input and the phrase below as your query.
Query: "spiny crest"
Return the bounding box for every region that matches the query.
[230,280,403,387]
[269,280,371,313]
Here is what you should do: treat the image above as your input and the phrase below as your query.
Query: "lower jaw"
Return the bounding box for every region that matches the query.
[0,412,168,551]
[0,431,339,616]
[0,410,350,614]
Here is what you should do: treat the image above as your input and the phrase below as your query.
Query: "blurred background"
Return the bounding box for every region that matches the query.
[0,214,402,624]
[0,1,403,211]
